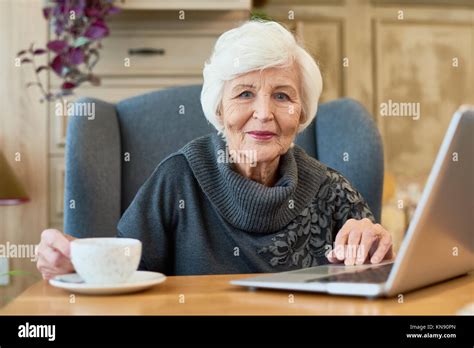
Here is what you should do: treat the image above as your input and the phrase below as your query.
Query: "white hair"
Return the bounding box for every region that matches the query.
[201,20,323,133]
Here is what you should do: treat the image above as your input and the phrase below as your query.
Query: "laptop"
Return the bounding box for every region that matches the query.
[231,105,474,297]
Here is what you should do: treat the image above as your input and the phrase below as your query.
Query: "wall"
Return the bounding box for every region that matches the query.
[0,0,48,308]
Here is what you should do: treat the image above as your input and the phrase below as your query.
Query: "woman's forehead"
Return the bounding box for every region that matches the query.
[228,66,300,89]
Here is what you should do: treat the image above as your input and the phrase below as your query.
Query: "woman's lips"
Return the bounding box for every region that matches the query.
[247,131,276,140]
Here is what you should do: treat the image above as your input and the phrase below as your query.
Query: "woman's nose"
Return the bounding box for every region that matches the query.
[252,95,274,121]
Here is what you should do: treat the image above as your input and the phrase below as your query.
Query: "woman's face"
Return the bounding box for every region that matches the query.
[219,63,304,164]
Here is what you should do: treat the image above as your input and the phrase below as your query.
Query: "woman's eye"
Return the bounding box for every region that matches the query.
[274,92,290,101]
[238,91,254,99]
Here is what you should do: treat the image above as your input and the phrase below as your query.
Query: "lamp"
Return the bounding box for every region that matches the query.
[0,151,29,205]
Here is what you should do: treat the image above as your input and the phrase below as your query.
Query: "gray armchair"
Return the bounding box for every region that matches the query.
[64,85,383,238]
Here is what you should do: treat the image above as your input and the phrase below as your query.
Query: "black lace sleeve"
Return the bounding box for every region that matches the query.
[323,168,375,236]
[256,167,376,270]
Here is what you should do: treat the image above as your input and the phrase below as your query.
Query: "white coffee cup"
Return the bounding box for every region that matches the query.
[71,238,142,285]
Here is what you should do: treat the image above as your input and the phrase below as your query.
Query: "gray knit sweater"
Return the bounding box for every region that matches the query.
[117,133,374,275]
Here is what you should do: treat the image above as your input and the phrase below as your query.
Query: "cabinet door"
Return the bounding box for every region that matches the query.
[93,32,218,76]
[374,19,474,186]
[117,0,251,10]
[295,20,344,103]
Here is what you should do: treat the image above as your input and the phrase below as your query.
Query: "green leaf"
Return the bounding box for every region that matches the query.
[0,270,34,277]
[73,37,90,48]
[250,10,272,21]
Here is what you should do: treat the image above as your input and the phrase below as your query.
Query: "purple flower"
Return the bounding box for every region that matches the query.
[50,55,65,76]
[20,0,119,102]
[85,7,101,18]
[47,40,67,53]
[68,47,84,65]
[61,82,76,90]
[84,20,109,40]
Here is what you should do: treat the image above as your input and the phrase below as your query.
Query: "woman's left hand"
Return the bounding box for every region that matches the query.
[326,218,394,265]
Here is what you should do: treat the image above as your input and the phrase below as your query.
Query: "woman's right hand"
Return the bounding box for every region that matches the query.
[36,229,76,280]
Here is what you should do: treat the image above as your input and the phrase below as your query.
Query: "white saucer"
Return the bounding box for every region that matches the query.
[49,271,166,295]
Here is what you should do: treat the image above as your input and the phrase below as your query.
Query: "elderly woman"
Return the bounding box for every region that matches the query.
[37,20,393,279]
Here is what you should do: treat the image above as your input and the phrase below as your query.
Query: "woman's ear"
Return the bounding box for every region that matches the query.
[216,103,224,125]
[298,110,307,126]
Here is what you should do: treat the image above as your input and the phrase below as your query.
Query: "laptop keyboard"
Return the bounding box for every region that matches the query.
[305,263,394,284]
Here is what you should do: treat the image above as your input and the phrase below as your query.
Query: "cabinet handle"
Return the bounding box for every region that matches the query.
[128,48,165,56]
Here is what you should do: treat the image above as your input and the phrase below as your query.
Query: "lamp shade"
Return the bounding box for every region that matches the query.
[0,151,29,205]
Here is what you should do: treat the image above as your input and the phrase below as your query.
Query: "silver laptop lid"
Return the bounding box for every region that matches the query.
[385,106,474,296]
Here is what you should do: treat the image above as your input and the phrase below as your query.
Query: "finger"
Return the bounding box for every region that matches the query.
[334,219,355,260]
[356,226,380,265]
[37,255,49,273]
[326,249,342,264]
[36,235,51,258]
[41,247,64,269]
[38,254,73,280]
[370,230,392,264]
[37,255,57,277]
[40,247,73,274]
[378,244,394,262]
[41,229,71,258]
[345,229,363,266]
[42,271,55,280]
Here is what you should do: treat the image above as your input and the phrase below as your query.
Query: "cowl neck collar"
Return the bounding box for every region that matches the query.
[180,133,326,233]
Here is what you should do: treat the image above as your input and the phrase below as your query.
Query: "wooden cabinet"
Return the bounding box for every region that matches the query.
[92,31,219,76]
[116,0,252,11]
[373,17,473,183]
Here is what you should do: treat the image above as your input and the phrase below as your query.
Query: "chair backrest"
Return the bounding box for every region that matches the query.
[64,85,383,237]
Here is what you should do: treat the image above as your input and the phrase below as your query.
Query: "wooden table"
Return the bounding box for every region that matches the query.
[1,273,473,315]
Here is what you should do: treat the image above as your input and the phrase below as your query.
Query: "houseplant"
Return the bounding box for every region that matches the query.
[17,0,120,102]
